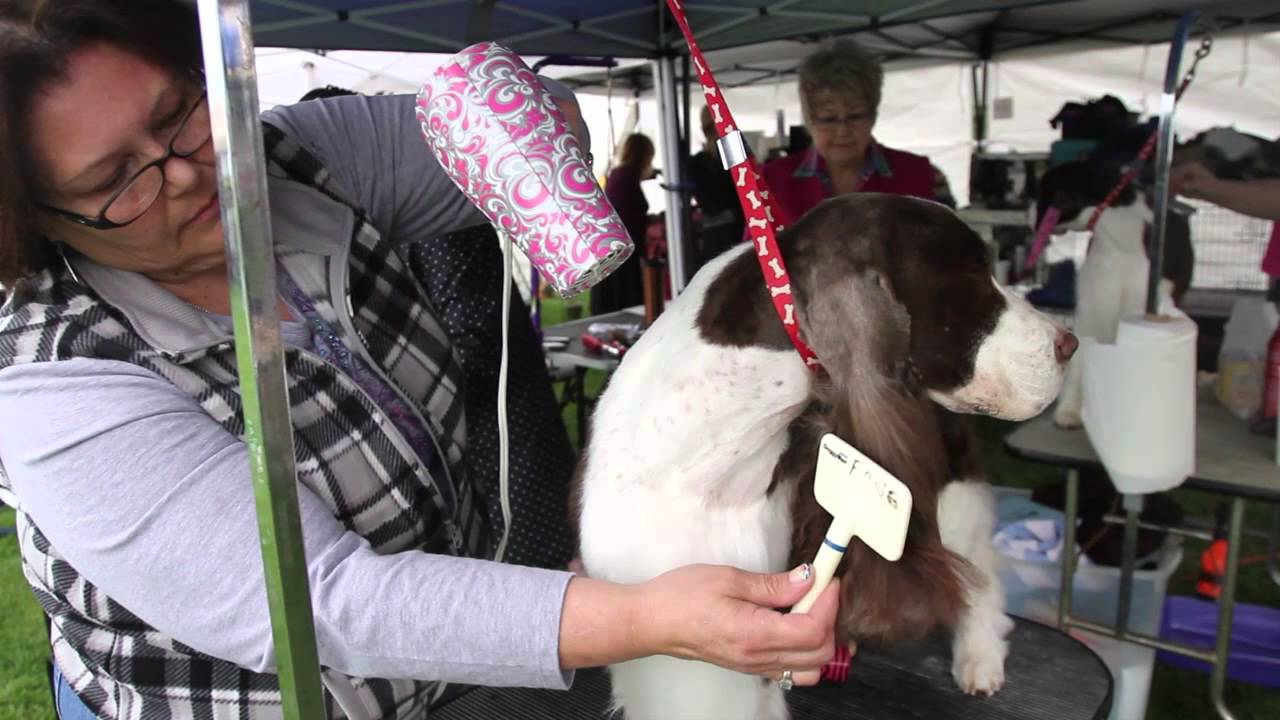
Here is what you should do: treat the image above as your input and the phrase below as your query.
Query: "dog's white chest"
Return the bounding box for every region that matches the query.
[578,246,811,583]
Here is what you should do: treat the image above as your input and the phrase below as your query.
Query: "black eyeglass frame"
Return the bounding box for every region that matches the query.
[39,91,210,231]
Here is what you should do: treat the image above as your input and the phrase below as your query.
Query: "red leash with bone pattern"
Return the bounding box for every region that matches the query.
[665,0,853,686]
[664,0,823,374]
[1083,36,1212,232]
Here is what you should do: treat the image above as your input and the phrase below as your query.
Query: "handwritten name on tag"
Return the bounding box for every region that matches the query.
[814,433,913,562]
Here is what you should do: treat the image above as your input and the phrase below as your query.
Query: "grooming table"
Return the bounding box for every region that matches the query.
[433,616,1111,720]
[1005,389,1280,720]
[542,307,644,444]
[542,307,642,373]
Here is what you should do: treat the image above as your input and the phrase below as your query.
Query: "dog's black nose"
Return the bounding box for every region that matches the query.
[1055,330,1079,363]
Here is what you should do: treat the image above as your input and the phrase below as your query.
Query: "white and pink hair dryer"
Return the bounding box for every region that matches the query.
[416,41,633,298]
[416,42,632,562]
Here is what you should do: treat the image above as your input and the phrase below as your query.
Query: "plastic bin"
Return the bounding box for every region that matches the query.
[1157,595,1280,688]
[993,487,1183,720]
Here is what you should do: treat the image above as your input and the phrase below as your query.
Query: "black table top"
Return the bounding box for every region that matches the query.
[434,616,1112,720]
[543,308,645,372]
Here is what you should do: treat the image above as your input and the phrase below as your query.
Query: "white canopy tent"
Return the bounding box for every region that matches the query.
[255,29,1280,212]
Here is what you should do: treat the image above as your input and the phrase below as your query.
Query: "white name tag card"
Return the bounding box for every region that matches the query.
[813,433,913,562]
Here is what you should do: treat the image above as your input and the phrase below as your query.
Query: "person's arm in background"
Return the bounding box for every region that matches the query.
[1170,162,1280,221]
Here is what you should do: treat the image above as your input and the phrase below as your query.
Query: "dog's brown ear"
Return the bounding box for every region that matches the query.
[798,270,912,390]
[789,385,975,643]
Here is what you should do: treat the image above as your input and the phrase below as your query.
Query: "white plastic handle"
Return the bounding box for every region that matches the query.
[790,528,851,614]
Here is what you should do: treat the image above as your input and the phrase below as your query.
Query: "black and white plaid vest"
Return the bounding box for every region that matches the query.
[0,124,490,719]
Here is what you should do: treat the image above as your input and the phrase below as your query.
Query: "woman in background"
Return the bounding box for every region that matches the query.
[594,132,654,315]
[763,38,939,226]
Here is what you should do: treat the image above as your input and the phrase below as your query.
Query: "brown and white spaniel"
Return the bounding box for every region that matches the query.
[575,193,1076,720]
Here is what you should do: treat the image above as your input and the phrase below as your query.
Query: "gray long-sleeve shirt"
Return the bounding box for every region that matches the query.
[0,93,574,690]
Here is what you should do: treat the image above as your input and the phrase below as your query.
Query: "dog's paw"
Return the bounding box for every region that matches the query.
[1052,405,1083,429]
[951,648,1006,696]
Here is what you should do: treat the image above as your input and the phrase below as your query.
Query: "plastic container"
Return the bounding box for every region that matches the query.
[1157,595,1280,688]
[993,487,1183,720]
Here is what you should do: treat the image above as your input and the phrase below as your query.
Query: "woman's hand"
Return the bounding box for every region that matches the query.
[639,564,840,686]
[558,563,840,688]
[1169,161,1222,201]
[1168,162,1280,221]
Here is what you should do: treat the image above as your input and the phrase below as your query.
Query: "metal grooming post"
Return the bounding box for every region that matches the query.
[1111,4,1198,645]
[1118,1,1193,637]
[196,2,326,717]
[1113,4,1197,649]
[1146,12,1198,316]
[1056,469,1079,630]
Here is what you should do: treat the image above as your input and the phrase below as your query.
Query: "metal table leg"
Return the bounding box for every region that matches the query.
[1210,497,1245,720]
[1054,476,1252,720]
[1267,504,1280,588]
[1116,493,1145,635]
[1058,469,1079,629]
[575,368,589,447]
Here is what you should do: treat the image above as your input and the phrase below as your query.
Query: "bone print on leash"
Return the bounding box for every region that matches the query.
[666,0,822,372]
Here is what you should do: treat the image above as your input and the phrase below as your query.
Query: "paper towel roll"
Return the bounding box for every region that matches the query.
[1081,313,1198,494]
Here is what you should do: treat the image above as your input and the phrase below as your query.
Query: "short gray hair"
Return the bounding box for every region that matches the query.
[798,38,884,117]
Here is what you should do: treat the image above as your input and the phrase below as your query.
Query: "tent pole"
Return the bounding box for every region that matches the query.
[974,59,989,149]
[682,54,692,163]
[196,3,326,717]
[682,54,695,276]
[972,27,993,151]
[656,55,691,295]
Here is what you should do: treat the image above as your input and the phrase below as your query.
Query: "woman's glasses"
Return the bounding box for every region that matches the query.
[809,111,875,131]
[41,91,211,230]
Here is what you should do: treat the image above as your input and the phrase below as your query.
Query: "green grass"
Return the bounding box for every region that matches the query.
[2,308,1276,718]
[541,293,608,448]
[0,507,51,720]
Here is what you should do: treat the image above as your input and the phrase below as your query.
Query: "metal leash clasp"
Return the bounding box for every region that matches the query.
[717,130,749,171]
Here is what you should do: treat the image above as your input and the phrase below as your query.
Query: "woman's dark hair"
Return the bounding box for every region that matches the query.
[0,0,202,286]
[299,84,358,102]
[616,133,655,174]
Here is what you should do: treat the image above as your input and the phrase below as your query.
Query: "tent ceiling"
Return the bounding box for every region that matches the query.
[252,0,1280,64]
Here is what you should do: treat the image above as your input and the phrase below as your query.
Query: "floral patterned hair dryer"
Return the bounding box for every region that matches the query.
[416,42,633,298]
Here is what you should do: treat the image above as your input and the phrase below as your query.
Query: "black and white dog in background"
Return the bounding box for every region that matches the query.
[1035,159,1194,428]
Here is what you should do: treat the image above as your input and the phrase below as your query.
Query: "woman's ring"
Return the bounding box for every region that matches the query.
[778,670,794,691]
